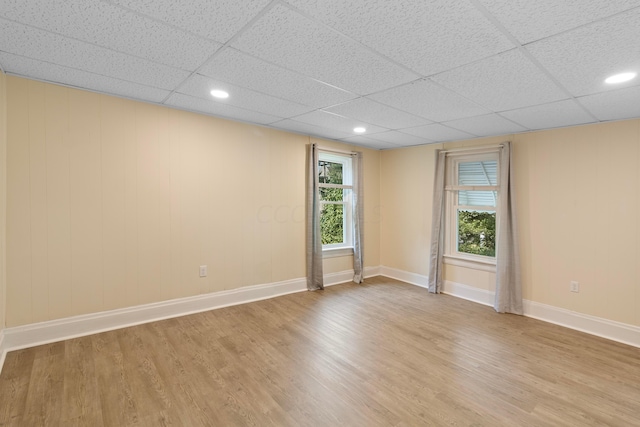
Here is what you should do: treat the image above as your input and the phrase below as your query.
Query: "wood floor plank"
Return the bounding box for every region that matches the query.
[61,336,103,426]
[91,330,139,426]
[144,322,225,427]
[23,352,64,426]
[115,325,177,423]
[1,277,640,426]
[0,348,36,425]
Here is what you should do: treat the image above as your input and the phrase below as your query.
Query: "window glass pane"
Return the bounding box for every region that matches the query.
[318,161,343,185]
[320,187,343,202]
[458,160,497,186]
[321,204,344,244]
[458,190,497,207]
[457,209,496,257]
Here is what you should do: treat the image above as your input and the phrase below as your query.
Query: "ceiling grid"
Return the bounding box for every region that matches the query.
[1,0,639,149]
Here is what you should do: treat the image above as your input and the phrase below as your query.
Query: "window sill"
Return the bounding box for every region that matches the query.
[443,254,496,273]
[323,247,354,258]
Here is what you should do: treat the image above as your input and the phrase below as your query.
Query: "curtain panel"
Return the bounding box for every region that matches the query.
[427,150,446,294]
[306,143,324,291]
[494,142,523,314]
[352,151,364,283]
[427,143,522,314]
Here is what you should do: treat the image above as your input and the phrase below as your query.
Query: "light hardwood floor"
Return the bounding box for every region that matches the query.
[1,277,639,426]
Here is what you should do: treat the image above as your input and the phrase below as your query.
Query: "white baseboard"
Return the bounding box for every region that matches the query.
[325,270,355,287]
[523,299,640,349]
[5,264,636,375]
[364,265,381,278]
[1,278,308,357]
[385,270,640,349]
[0,266,381,374]
[377,267,496,307]
[379,266,429,289]
[442,280,494,307]
[325,266,381,287]
[441,279,640,347]
[0,330,6,374]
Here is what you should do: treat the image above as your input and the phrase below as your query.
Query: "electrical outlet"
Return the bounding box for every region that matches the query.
[199,265,207,277]
[570,281,579,293]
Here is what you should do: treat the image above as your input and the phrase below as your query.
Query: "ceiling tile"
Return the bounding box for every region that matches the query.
[368,80,491,122]
[109,0,272,43]
[199,48,356,108]
[432,49,568,111]
[291,110,388,135]
[324,98,431,129]
[2,0,638,147]
[340,136,401,150]
[500,100,595,130]
[442,113,527,137]
[526,9,640,97]
[367,131,433,146]
[270,119,353,140]
[477,0,640,43]
[231,4,419,95]
[578,86,640,121]
[177,74,314,118]
[0,52,170,102]
[0,0,220,71]
[0,19,190,89]
[166,93,284,125]
[400,123,476,142]
[283,0,514,76]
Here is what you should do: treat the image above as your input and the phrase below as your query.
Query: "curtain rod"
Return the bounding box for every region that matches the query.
[317,145,357,156]
[439,143,505,155]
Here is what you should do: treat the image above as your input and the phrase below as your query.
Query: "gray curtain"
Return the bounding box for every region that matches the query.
[352,152,364,283]
[306,143,324,291]
[494,142,523,314]
[427,150,446,294]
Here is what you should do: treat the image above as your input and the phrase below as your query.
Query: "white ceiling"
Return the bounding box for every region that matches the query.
[1,0,640,150]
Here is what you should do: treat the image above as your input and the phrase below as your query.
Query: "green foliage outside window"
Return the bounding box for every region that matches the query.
[458,210,496,257]
[321,204,344,244]
[319,161,345,245]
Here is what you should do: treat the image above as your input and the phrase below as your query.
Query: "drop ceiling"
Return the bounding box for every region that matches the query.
[1,0,640,150]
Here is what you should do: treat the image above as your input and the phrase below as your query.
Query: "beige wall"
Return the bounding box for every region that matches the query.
[5,76,380,327]
[0,71,6,331]
[381,124,640,327]
[7,73,640,331]
[380,143,438,274]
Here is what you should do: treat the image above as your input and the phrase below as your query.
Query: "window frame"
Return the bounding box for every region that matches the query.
[444,151,500,266]
[318,151,354,253]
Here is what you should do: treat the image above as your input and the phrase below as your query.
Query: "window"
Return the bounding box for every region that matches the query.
[446,152,499,261]
[318,152,353,251]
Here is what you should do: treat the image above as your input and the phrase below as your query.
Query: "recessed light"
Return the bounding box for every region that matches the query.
[353,127,366,133]
[605,72,637,84]
[210,89,229,99]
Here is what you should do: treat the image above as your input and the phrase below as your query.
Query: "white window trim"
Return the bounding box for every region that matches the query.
[444,151,499,269]
[323,247,354,258]
[318,151,353,252]
[443,254,496,272]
